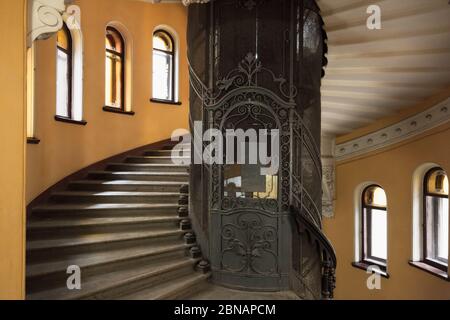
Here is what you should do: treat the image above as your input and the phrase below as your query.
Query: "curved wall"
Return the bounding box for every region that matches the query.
[324,91,450,299]
[26,0,189,203]
[0,0,26,299]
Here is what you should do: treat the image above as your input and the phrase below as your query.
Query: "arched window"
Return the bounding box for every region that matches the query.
[56,23,73,118]
[152,30,175,102]
[423,168,449,270]
[361,185,388,269]
[105,26,125,109]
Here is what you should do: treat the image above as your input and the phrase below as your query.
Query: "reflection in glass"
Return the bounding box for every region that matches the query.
[224,164,278,200]
[364,185,387,208]
[105,27,124,109]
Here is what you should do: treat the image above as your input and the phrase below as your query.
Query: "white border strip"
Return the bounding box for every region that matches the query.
[336,98,450,161]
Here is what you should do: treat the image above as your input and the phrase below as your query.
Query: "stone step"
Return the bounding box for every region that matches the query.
[49,191,182,204]
[32,203,180,218]
[27,255,199,300]
[27,241,192,281]
[25,140,201,300]
[144,149,191,157]
[27,228,190,258]
[161,143,191,151]
[87,171,189,182]
[125,156,191,165]
[106,163,189,173]
[68,180,186,192]
[27,215,183,238]
[118,272,210,300]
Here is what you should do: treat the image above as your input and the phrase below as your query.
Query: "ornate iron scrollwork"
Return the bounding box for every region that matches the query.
[193,53,297,106]
[221,212,278,275]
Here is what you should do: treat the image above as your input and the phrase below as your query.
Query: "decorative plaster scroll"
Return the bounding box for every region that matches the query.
[27,0,67,47]
[321,136,335,218]
[64,4,81,31]
[336,97,450,162]
[322,158,335,218]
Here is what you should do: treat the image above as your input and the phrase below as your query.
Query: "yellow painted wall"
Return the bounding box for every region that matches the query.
[27,0,189,203]
[0,0,26,300]
[324,95,450,299]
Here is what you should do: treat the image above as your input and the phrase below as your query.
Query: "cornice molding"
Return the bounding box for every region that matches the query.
[336,97,450,162]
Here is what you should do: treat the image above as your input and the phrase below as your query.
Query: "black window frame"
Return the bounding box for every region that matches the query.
[423,167,449,272]
[56,22,73,119]
[152,29,176,104]
[105,26,126,111]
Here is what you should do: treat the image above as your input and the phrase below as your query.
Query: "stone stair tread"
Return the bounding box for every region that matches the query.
[33,203,179,212]
[128,156,190,159]
[28,215,181,230]
[119,272,210,300]
[89,170,189,176]
[52,191,181,197]
[143,150,191,156]
[71,180,186,186]
[27,142,201,300]
[108,163,189,167]
[27,229,188,251]
[28,256,199,300]
[27,242,192,279]
[144,150,191,153]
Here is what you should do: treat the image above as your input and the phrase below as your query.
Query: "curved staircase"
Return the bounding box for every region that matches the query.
[26,142,211,300]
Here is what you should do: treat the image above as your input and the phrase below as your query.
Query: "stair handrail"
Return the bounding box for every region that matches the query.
[290,205,337,299]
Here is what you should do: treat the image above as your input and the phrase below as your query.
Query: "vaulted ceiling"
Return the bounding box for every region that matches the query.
[142,0,450,136]
[318,0,450,136]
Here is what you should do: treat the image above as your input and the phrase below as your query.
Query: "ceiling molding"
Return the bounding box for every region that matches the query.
[335,97,450,162]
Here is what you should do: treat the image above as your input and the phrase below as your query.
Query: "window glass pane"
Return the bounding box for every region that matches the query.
[153,32,173,52]
[153,50,173,100]
[427,196,449,263]
[427,170,449,196]
[364,186,387,208]
[106,28,123,53]
[370,209,387,260]
[105,50,123,108]
[57,27,69,51]
[56,49,69,117]
[438,198,448,261]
